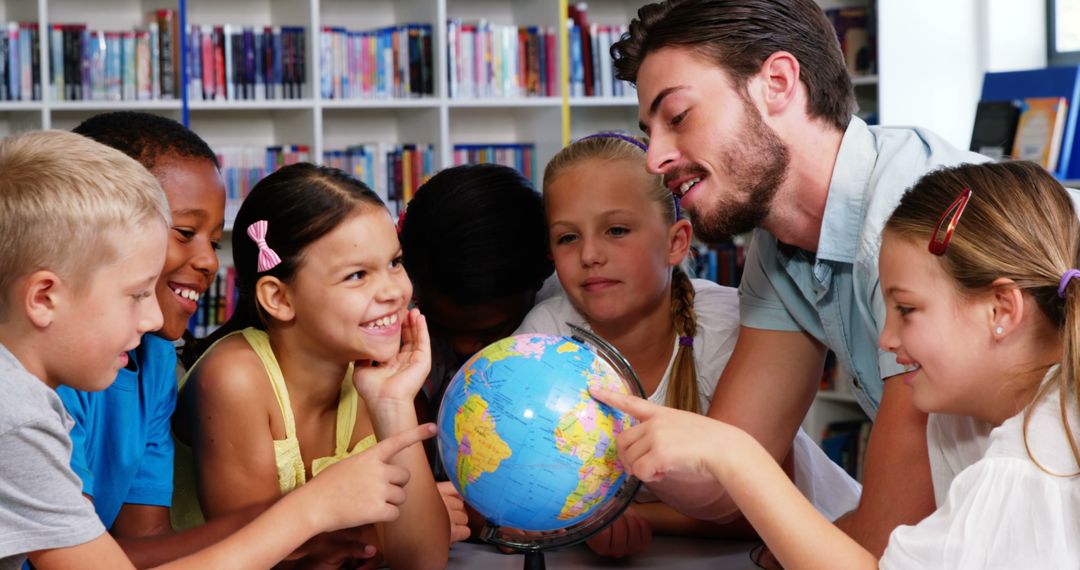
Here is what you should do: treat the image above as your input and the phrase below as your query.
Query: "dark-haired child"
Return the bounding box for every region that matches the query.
[398,163,556,543]
[174,163,450,569]
[399,163,554,411]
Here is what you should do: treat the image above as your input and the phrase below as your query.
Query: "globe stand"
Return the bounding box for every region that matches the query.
[523,550,545,570]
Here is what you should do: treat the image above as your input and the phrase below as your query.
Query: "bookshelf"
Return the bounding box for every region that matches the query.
[0,0,879,192]
[5,0,879,452]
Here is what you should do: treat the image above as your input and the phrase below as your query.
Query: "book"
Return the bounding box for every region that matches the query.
[1013,96,1069,171]
[980,67,1080,180]
[969,99,1023,160]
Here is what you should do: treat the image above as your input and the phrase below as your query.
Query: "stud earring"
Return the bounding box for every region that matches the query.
[995,326,1004,335]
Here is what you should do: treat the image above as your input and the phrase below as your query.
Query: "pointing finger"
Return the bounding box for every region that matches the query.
[590,386,659,420]
[374,423,436,461]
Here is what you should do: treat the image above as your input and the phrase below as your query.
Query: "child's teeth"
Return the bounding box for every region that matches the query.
[171,287,200,302]
[366,314,398,328]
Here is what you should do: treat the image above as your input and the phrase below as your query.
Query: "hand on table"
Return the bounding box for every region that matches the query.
[585,506,652,559]
[437,481,472,543]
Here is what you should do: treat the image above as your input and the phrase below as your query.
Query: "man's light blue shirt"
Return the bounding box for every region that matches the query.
[738,117,988,418]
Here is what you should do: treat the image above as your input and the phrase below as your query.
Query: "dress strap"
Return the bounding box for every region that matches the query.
[311,365,378,477]
[240,328,298,441]
[335,365,358,456]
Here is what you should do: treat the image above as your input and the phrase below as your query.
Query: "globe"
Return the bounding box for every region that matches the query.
[437,325,643,560]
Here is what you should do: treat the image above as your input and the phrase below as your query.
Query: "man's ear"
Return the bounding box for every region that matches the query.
[23,270,62,328]
[988,277,1024,339]
[668,218,693,266]
[756,50,800,117]
[255,276,295,323]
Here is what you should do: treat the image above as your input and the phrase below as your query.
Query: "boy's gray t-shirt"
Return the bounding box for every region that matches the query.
[0,343,105,570]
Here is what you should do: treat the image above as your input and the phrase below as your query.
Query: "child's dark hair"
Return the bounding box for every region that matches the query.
[186,163,385,365]
[544,134,701,413]
[885,160,1080,469]
[399,163,553,305]
[73,111,219,171]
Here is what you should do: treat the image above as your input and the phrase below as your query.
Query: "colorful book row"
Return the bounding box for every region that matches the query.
[319,24,434,100]
[49,10,179,102]
[566,4,633,99]
[218,145,311,224]
[1,22,41,101]
[323,143,437,216]
[452,143,537,183]
[186,24,307,101]
[447,20,557,99]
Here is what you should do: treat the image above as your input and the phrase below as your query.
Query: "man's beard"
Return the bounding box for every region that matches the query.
[686,97,789,243]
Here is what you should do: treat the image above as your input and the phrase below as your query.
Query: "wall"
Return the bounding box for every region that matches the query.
[878,0,1046,149]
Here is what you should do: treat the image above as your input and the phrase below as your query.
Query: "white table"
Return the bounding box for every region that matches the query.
[447,537,760,569]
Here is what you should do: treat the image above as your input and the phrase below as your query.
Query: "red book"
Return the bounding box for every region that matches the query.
[213,26,226,100]
[200,26,214,99]
[568,3,592,96]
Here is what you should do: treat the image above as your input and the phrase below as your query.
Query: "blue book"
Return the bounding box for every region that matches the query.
[980,66,1080,180]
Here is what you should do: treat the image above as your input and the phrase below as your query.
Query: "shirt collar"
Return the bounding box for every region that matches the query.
[816,116,877,264]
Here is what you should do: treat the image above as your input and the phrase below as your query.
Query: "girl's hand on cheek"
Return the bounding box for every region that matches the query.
[353,308,433,409]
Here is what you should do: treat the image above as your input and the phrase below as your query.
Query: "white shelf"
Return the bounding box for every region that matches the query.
[188,99,316,111]
[49,100,183,111]
[320,98,442,110]
[447,97,562,109]
[0,102,45,111]
[570,96,637,107]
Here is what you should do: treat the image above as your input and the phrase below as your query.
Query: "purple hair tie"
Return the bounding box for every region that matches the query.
[576,131,648,152]
[1059,269,1080,298]
[574,132,682,220]
[678,336,694,347]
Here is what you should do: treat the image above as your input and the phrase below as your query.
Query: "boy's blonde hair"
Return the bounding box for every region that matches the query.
[0,130,170,317]
[885,161,1080,470]
[544,134,701,413]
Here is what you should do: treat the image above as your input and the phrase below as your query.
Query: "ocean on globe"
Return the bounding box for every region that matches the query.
[437,333,636,533]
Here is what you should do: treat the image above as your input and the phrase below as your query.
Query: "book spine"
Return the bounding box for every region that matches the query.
[149,22,160,99]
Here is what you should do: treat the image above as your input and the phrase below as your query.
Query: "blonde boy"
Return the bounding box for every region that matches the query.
[0,131,433,570]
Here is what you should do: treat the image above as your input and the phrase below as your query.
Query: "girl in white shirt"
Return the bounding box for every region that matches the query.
[594,160,1080,568]
[517,133,860,558]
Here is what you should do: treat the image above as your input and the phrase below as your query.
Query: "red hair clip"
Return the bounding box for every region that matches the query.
[928,188,972,256]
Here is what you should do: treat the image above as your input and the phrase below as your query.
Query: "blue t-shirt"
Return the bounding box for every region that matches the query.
[57,333,177,530]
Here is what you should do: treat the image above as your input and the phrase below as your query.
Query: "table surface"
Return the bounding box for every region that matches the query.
[446,537,760,569]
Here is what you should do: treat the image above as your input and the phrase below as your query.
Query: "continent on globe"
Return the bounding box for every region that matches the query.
[454,394,512,494]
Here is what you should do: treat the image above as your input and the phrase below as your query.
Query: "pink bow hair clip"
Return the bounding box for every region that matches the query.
[247,220,282,272]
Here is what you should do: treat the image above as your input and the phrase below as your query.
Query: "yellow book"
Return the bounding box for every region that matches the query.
[1012,96,1069,171]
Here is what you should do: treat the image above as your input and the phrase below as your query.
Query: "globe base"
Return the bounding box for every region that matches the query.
[524,550,545,570]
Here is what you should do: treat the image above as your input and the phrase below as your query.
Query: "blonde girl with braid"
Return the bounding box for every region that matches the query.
[515,133,860,558]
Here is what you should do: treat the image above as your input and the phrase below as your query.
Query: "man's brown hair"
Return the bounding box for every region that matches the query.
[612,0,855,131]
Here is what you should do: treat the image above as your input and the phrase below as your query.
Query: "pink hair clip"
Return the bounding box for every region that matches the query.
[247,220,282,272]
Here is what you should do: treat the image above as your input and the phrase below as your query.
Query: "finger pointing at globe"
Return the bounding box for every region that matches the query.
[591,385,740,485]
[589,386,660,420]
